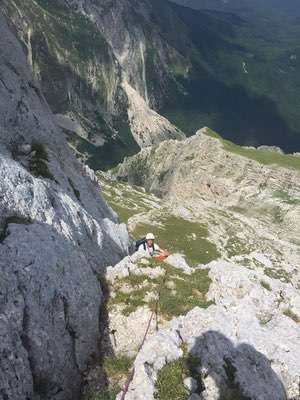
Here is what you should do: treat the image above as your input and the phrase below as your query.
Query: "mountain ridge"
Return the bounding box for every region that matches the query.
[90,128,300,398]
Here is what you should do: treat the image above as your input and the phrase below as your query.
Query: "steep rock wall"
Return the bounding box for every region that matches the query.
[0,13,129,400]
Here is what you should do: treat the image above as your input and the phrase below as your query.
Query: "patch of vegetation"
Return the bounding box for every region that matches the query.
[109,287,147,316]
[108,273,158,316]
[272,206,285,224]
[154,350,201,400]
[105,200,136,224]
[85,354,133,400]
[85,388,120,400]
[109,263,213,319]
[99,176,160,224]
[272,190,300,205]
[29,141,54,180]
[264,267,291,283]
[103,354,133,379]
[283,308,300,323]
[260,280,272,291]
[204,129,300,171]
[158,266,213,319]
[225,235,253,258]
[154,359,188,400]
[125,273,159,286]
[132,214,220,266]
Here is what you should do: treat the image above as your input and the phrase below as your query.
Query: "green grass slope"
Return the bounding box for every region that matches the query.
[204,128,300,171]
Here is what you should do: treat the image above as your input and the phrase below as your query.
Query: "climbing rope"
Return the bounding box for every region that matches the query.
[120,270,167,400]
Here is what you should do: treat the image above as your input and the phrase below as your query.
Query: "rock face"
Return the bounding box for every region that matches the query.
[118,261,300,400]
[114,127,300,243]
[0,14,130,400]
[115,128,300,202]
[103,242,297,399]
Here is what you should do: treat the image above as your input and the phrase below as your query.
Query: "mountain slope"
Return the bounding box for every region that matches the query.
[0,12,129,400]
[163,0,300,151]
[170,0,300,16]
[92,134,300,399]
[2,0,186,169]
[4,0,300,171]
[113,127,300,266]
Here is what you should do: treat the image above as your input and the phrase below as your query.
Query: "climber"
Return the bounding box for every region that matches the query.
[136,233,169,260]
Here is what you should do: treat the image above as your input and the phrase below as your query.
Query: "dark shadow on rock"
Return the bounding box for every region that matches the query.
[0,217,119,400]
[187,330,289,400]
[81,273,115,400]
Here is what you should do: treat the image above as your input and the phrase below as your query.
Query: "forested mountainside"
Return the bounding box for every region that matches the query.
[166,0,300,148]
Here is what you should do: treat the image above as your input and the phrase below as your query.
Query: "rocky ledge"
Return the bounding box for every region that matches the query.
[109,258,300,400]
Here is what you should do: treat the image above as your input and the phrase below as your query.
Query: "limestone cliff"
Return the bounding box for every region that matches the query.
[0,13,129,400]
[2,0,186,169]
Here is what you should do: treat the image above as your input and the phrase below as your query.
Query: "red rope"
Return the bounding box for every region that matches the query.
[120,274,166,399]
[120,367,135,400]
[120,309,155,400]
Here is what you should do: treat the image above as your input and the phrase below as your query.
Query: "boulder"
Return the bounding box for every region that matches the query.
[165,253,193,274]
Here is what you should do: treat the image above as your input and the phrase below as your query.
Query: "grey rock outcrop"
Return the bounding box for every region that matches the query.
[165,253,193,274]
[0,14,129,400]
[115,127,300,204]
[119,261,300,399]
[113,126,300,302]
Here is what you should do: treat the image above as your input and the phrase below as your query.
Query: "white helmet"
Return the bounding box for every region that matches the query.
[146,233,155,240]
